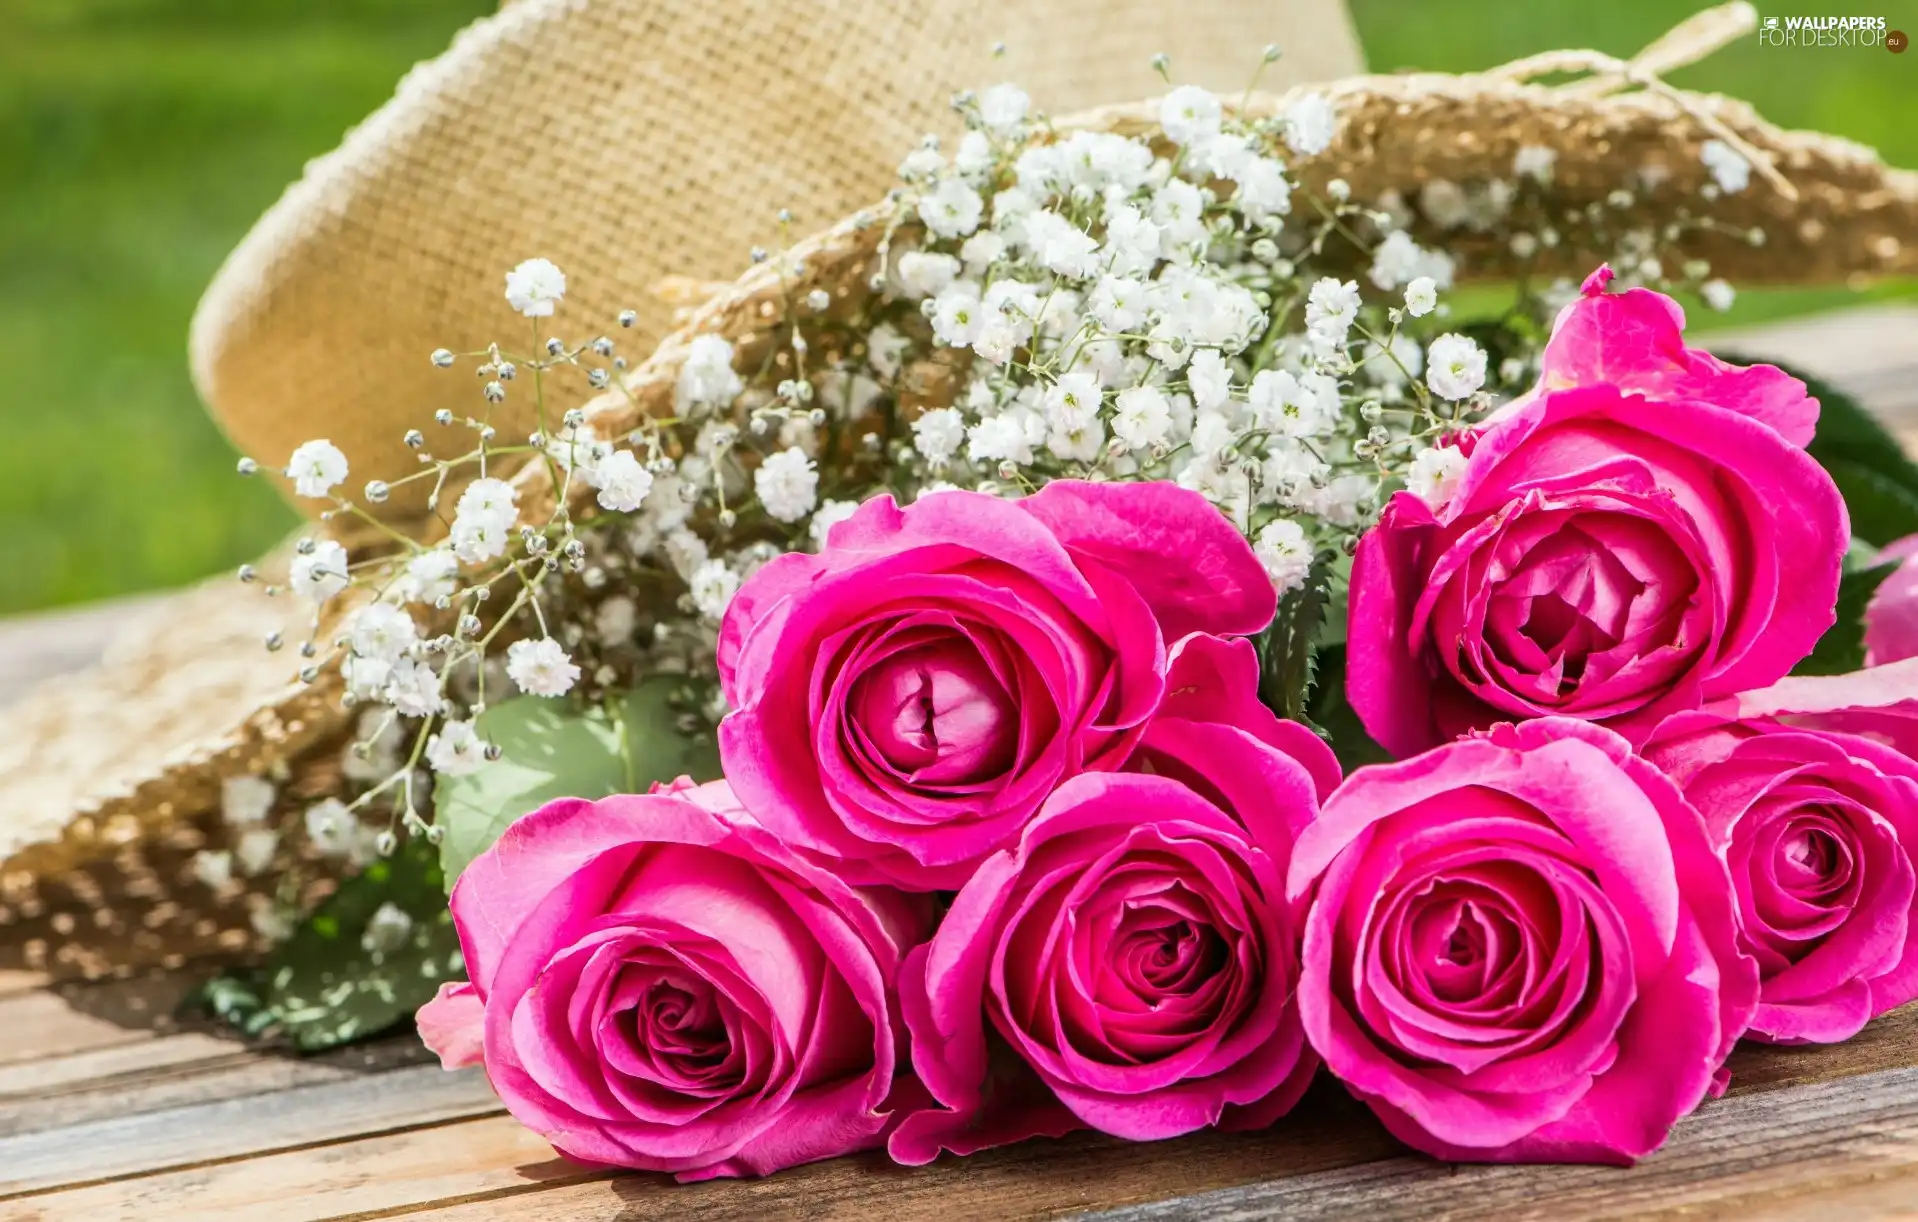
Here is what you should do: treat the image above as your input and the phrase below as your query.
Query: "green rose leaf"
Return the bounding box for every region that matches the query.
[1774,363,1918,547]
[434,678,721,885]
[1305,643,1394,773]
[1793,561,1899,677]
[198,835,462,1052]
[1256,553,1334,724]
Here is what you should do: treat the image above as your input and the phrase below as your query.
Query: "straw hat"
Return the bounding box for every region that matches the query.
[6,0,1917,981]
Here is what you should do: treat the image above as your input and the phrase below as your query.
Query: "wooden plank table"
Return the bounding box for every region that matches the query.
[2,305,1916,1221]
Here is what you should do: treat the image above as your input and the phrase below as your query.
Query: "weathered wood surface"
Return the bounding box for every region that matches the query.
[0,304,1916,1220]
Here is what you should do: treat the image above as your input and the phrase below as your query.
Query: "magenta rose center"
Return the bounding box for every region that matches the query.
[610,966,747,1095]
[1744,803,1867,957]
[1466,512,1702,711]
[850,639,1017,784]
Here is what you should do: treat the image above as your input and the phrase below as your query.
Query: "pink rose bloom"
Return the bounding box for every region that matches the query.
[1489,265,1818,446]
[718,481,1275,889]
[1716,656,1918,755]
[1348,277,1845,752]
[1646,704,1918,1045]
[1289,717,1757,1165]
[1866,534,1918,667]
[415,780,932,1181]
[890,636,1337,1161]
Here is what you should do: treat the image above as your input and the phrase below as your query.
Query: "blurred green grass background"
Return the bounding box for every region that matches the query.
[1,0,1913,614]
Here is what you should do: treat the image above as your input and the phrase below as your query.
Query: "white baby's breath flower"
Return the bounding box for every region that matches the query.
[675,334,743,411]
[1150,178,1207,248]
[913,407,966,464]
[455,477,518,531]
[341,708,404,782]
[1304,277,1360,353]
[506,637,580,697]
[235,828,279,877]
[384,656,444,717]
[1426,333,1488,400]
[1111,385,1173,450]
[594,595,637,646]
[1513,145,1557,184]
[954,130,994,176]
[976,82,1030,135]
[919,177,984,239]
[968,413,1034,466]
[504,257,566,317]
[221,775,276,827]
[192,850,234,890]
[362,903,415,954]
[866,322,910,379]
[1254,519,1314,595]
[1282,92,1337,156]
[450,515,509,565]
[809,498,860,548]
[1403,448,1457,510]
[426,719,488,776]
[663,526,709,582]
[958,231,1006,274]
[1159,84,1223,146]
[285,440,348,499]
[593,449,654,512]
[1088,275,1149,334]
[304,797,376,863]
[343,652,393,703]
[1023,210,1100,280]
[1304,473,1375,527]
[689,560,741,621]
[1700,139,1751,195]
[1185,348,1233,413]
[896,250,961,299]
[1233,157,1292,222]
[1368,231,1454,292]
[1045,372,1105,463]
[1403,276,1438,317]
[395,549,460,605]
[290,540,351,602]
[755,446,818,523]
[1407,445,1470,510]
[346,602,418,664]
[930,284,983,348]
[1418,180,1472,230]
[1702,278,1736,312]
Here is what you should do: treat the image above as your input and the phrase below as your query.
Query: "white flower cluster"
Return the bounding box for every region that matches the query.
[873,80,1480,577]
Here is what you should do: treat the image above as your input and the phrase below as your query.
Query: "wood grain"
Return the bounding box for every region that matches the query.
[0,1063,499,1197]
[0,1032,437,1140]
[1086,1065,1918,1222]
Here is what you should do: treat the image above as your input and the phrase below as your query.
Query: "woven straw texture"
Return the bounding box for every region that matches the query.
[0,549,356,978]
[511,64,1918,524]
[189,0,1364,525]
[10,2,1918,979]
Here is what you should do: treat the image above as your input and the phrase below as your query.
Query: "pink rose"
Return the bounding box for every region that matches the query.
[1866,534,1918,667]
[1348,312,1845,751]
[415,779,932,1181]
[1646,706,1918,1045]
[1490,265,1818,445]
[1289,717,1757,1165]
[718,481,1275,889]
[1715,656,1918,756]
[889,636,1336,1161]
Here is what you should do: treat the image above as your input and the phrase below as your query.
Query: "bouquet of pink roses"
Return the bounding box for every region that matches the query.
[412,266,1918,1180]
